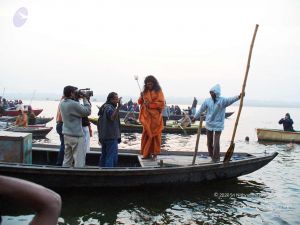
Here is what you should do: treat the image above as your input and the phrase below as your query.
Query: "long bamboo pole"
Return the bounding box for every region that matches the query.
[223,24,259,162]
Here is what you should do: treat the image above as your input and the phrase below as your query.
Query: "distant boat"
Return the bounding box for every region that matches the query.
[0,143,278,188]
[35,117,54,125]
[256,128,300,143]
[89,117,206,135]
[2,105,43,117]
[0,116,53,125]
[118,110,234,121]
[5,126,53,139]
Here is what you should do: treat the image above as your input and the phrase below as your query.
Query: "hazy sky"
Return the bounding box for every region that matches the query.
[0,0,299,102]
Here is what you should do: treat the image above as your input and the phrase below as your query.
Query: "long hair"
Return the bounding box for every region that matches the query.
[98,92,117,116]
[143,75,161,92]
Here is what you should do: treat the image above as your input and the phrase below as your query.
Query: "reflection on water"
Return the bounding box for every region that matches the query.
[0,170,283,225]
[1,179,271,225]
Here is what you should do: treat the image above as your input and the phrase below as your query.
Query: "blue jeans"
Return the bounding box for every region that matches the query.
[56,122,65,166]
[99,139,118,167]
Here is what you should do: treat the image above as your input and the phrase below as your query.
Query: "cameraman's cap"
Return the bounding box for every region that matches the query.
[63,85,78,97]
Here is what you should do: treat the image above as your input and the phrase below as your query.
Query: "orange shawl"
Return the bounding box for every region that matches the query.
[138,90,165,157]
[15,113,28,127]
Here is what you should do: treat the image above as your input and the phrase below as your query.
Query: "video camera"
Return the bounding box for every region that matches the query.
[74,88,94,99]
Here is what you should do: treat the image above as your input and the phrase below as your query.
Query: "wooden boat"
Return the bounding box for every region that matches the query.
[89,117,206,134]
[0,116,53,125]
[35,116,54,125]
[0,144,278,188]
[256,128,300,143]
[119,110,234,121]
[5,126,53,138]
[0,116,16,122]
[121,122,206,134]
[2,105,43,117]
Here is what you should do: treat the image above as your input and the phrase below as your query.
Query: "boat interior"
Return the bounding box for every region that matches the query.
[29,145,256,169]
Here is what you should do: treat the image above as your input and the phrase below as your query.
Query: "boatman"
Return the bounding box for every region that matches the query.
[192,84,243,162]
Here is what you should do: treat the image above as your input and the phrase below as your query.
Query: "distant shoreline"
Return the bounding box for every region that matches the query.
[2,93,300,108]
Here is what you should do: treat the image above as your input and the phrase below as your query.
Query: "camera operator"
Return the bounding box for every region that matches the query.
[59,85,91,167]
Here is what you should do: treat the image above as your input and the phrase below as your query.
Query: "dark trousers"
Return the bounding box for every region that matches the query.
[163,117,168,126]
[99,139,118,167]
[206,130,222,161]
[56,122,65,166]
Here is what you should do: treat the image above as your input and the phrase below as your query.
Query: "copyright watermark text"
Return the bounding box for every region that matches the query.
[213,192,266,198]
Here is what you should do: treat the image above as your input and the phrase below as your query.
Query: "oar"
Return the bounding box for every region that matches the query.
[192,116,204,165]
[178,123,187,135]
[223,24,259,163]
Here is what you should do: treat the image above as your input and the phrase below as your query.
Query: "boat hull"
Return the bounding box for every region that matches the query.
[119,111,234,121]
[121,123,206,134]
[6,127,53,138]
[3,108,43,117]
[256,128,300,143]
[89,117,206,134]
[0,146,278,188]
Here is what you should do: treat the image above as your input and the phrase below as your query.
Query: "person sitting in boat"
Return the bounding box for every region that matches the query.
[124,108,139,125]
[15,109,28,127]
[279,113,295,132]
[16,99,24,111]
[133,102,140,112]
[120,103,128,111]
[174,105,181,115]
[177,111,192,128]
[127,98,134,111]
[162,102,170,126]
[2,98,8,110]
[27,106,36,125]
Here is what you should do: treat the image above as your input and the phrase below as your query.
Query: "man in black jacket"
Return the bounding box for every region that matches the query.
[279,113,295,132]
[97,92,122,167]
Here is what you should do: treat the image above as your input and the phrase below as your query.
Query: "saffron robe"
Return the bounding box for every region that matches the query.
[138,90,165,158]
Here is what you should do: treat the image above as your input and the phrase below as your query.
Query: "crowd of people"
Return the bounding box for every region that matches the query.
[0,97,24,111]
[11,75,292,169]
[1,77,296,224]
[2,76,296,169]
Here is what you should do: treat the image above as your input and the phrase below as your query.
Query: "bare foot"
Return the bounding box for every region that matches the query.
[152,155,157,161]
[142,156,151,160]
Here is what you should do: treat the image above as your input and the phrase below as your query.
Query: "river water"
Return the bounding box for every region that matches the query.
[1,100,300,225]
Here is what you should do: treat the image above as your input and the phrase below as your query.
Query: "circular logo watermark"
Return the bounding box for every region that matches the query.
[13,7,28,27]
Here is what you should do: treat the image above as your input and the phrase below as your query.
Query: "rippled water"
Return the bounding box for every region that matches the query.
[1,100,300,225]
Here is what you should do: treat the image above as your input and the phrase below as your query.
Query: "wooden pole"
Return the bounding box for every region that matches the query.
[192,116,204,165]
[224,24,259,162]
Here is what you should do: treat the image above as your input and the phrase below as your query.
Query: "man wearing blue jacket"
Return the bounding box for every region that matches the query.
[193,84,242,162]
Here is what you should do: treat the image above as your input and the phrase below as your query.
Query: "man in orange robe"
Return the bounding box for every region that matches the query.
[138,75,165,160]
